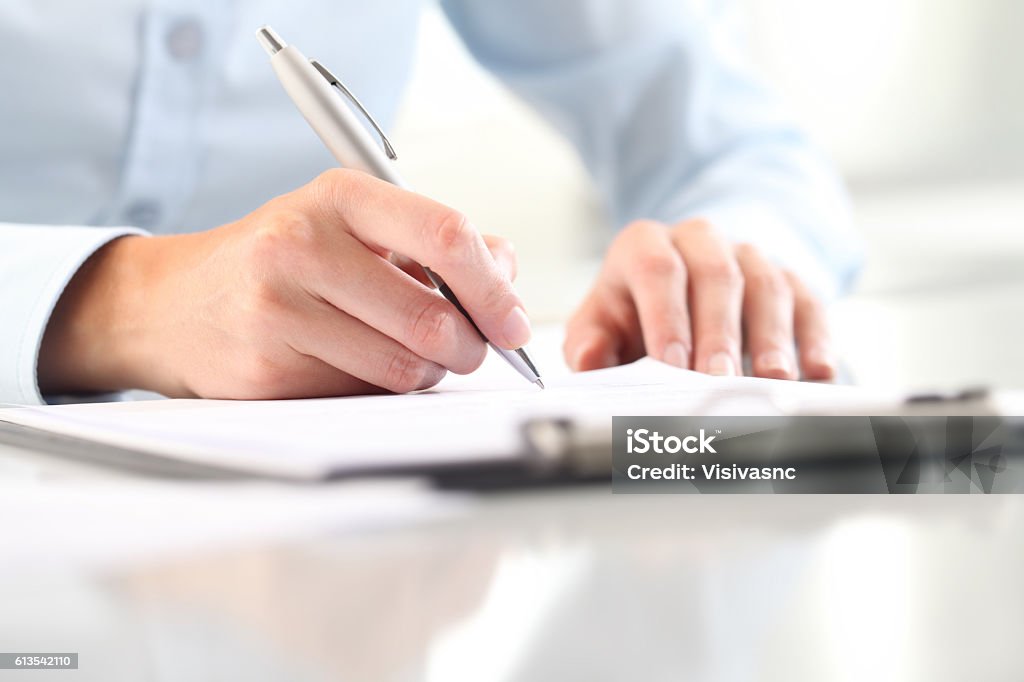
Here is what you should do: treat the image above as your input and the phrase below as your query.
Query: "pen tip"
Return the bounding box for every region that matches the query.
[534,379,545,390]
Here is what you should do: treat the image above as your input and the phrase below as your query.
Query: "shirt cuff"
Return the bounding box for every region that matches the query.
[0,225,147,405]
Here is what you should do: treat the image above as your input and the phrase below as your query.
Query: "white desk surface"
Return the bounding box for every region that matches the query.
[2,325,1022,681]
[2,439,1023,681]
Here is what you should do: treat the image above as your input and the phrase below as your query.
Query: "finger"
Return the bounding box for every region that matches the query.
[563,324,621,371]
[563,295,624,373]
[286,297,448,394]
[607,221,691,368]
[245,352,387,400]
[733,244,797,379]
[784,271,836,381]
[563,279,645,370]
[312,169,530,350]
[670,221,743,376]
[482,234,517,282]
[311,231,487,375]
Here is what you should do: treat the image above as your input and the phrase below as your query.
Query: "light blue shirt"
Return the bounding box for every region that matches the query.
[0,0,860,404]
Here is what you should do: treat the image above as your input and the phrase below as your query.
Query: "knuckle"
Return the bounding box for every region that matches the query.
[380,350,436,394]
[620,220,664,244]
[309,168,363,213]
[746,269,790,298]
[236,299,283,365]
[634,249,682,279]
[695,258,743,287]
[692,253,741,284]
[313,167,357,195]
[235,353,288,399]
[671,218,713,237]
[407,297,454,355]
[733,241,760,260]
[239,270,283,320]
[250,212,318,263]
[428,208,473,253]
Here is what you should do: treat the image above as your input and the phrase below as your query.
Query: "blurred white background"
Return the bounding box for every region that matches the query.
[392,0,1024,391]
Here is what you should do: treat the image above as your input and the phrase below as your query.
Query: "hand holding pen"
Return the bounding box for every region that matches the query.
[256,26,543,388]
[38,26,540,400]
[39,154,533,399]
[38,90,535,402]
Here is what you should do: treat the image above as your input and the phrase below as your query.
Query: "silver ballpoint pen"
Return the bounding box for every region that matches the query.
[256,25,543,389]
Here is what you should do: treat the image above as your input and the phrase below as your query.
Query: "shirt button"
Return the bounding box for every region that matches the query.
[166,18,204,61]
[123,200,162,229]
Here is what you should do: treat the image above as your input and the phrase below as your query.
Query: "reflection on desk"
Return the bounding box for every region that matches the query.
[2,491,1022,681]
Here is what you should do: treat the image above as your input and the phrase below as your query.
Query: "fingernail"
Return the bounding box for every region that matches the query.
[662,341,689,369]
[502,306,532,348]
[706,352,736,377]
[757,350,794,378]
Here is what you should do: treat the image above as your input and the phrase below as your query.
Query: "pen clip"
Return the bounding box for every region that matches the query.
[311,60,397,160]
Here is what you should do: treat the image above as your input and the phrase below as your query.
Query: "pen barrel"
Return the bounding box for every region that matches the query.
[270,46,406,187]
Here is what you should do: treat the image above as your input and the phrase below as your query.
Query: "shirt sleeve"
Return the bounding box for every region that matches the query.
[0,224,146,405]
[440,0,863,299]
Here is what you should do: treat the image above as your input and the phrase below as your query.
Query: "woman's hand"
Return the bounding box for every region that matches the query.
[38,169,525,398]
[564,219,835,380]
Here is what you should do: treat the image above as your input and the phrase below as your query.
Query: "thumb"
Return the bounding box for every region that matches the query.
[563,324,620,372]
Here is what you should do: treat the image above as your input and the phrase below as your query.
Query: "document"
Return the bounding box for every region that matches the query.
[0,359,894,480]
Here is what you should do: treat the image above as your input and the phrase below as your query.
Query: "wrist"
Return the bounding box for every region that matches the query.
[37,234,157,395]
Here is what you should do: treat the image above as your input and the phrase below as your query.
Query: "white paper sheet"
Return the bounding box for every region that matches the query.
[0,359,897,480]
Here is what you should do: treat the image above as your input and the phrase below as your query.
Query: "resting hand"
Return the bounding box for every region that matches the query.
[563,219,835,380]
